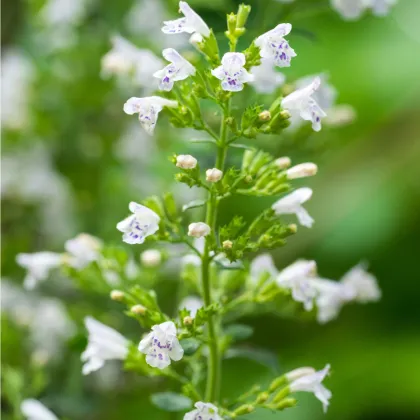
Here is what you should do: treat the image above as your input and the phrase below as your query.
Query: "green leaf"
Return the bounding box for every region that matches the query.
[224,324,254,341]
[180,338,201,356]
[182,199,207,212]
[150,392,192,412]
[224,347,280,373]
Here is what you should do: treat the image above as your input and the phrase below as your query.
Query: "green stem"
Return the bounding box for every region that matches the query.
[202,99,231,403]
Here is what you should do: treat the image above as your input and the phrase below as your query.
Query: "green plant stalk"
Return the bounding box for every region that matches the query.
[202,99,231,403]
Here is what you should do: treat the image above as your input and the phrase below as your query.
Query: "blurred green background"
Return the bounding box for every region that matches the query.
[2,0,420,419]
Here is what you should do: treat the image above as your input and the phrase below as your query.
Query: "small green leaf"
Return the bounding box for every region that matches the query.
[224,324,254,341]
[182,199,207,212]
[150,392,192,412]
[180,338,201,356]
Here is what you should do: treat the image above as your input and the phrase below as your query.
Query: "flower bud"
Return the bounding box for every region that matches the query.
[176,154,197,169]
[274,398,297,411]
[259,110,271,121]
[257,392,269,404]
[206,168,223,182]
[222,240,233,249]
[131,304,147,315]
[280,110,291,120]
[287,163,318,179]
[287,224,298,234]
[188,222,211,238]
[233,404,255,416]
[273,386,291,403]
[110,290,125,301]
[140,249,162,268]
[183,315,194,325]
[189,32,204,47]
[236,4,252,29]
[244,175,253,183]
[227,13,237,34]
[275,156,291,170]
[269,376,287,392]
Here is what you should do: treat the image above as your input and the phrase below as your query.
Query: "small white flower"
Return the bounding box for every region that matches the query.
[117,201,160,245]
[287,163,318,179]
[250,59,285,94]
[123,96,178,135]
[188,222,211,238]
[184,402,222,420]
[289,364,332,413]
[176,154,198,169]
[275,156,292,169]
[369,0,398,17]
[140,249,162,267]
[340,264,381,303]
[138,321,184,369]
[153,48,196,91]
[64,233,103,269]
[211,53,254,92]
[250,253,278,283]
[272,188,314,228]
[179,295,203,318]
[282,77,327,132]
[255,23,296,68]
[206,168,223,182]
[285,367,316,382]
[16,252,62,290]
[162,1,210,38]
[323,104,356,127]
[21,399,58,420]
[277,260,318,310]
[330,0,367,20]
[81,316,129,375]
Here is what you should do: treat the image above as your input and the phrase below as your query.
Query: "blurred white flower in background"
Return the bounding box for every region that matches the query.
[250,253,279,283]
[179,295,203,318]
[331,0,398,20]
[250,59,285,94]
[1,49,34,130]
[340,264,381,302]
[64,233,103,269]
[21,399,58,420]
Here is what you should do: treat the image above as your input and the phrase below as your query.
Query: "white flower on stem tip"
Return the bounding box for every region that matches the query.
[272,188,314,228]
[287,163,318,180]
[21,399,58,420]
[255,23,296,68]
[282,77,326,132]
[81,316,129,375]
[277,260,318,311]
[140,249,162,268]
[176,154,197,169]
[117,202,160,245]
[330,0,367,20]
[250,59,286,94]
[139,321,184,369]
[211,53,254,92]
[162,1,210,38]
[206,168,223,182]
[184,402,222,420]
[179,295,203,318]
[188,222,211,238]
[64,233,103,269]
[123,96,178,135]
[340,264,381,303]
[289,364,332,413]
[16,252,62,290]
[153,48,196,91]
[250,253,278,283]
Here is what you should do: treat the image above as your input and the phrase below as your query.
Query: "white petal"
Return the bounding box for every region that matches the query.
[211,65,225,81]
[116,214,136,232]
[295,207,314,228]
[179,1,210,37]
[162,48,184,64]
[169,338,184,361]
[146,352,171,369]
[123,97,143,115]
[138,332,153,353]
[21,399,58,420]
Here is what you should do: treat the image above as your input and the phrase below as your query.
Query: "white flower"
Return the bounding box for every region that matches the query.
[101,35,163,88]
[184,402,222,420]
[162,1,210,38]
[188,222,211,238]
[340,264,381,303]
[255,23,296,68]
[272,188,314,228]
[206,168,223,182]
[123,96,178,135]
[287,163,318,179]
[250,59,285,94]
[275,156,292,169]
[289,364,332,413]
[250,253,278,283]
[21,399,58,420]
[64,233,103,269]
[140,249,162,267]
[211,53,254,92]
[117,201,160,245]
[277,260,318,310]
[285,367,316,382]
[368,0,398,17]
[176,154,198,169]
[179,295,203,318]
[323,104,356,127]
[330,0,367,20]
[153,48,196,91]
[138,321,184,369]
[81,316,129,375]
[282,77,326,132]
[16,252,62,290]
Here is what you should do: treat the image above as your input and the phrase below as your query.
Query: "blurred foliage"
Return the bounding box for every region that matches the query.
[2,0,420,419]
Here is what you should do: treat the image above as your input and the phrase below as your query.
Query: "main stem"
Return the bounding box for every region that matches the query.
[202,99,230,402]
